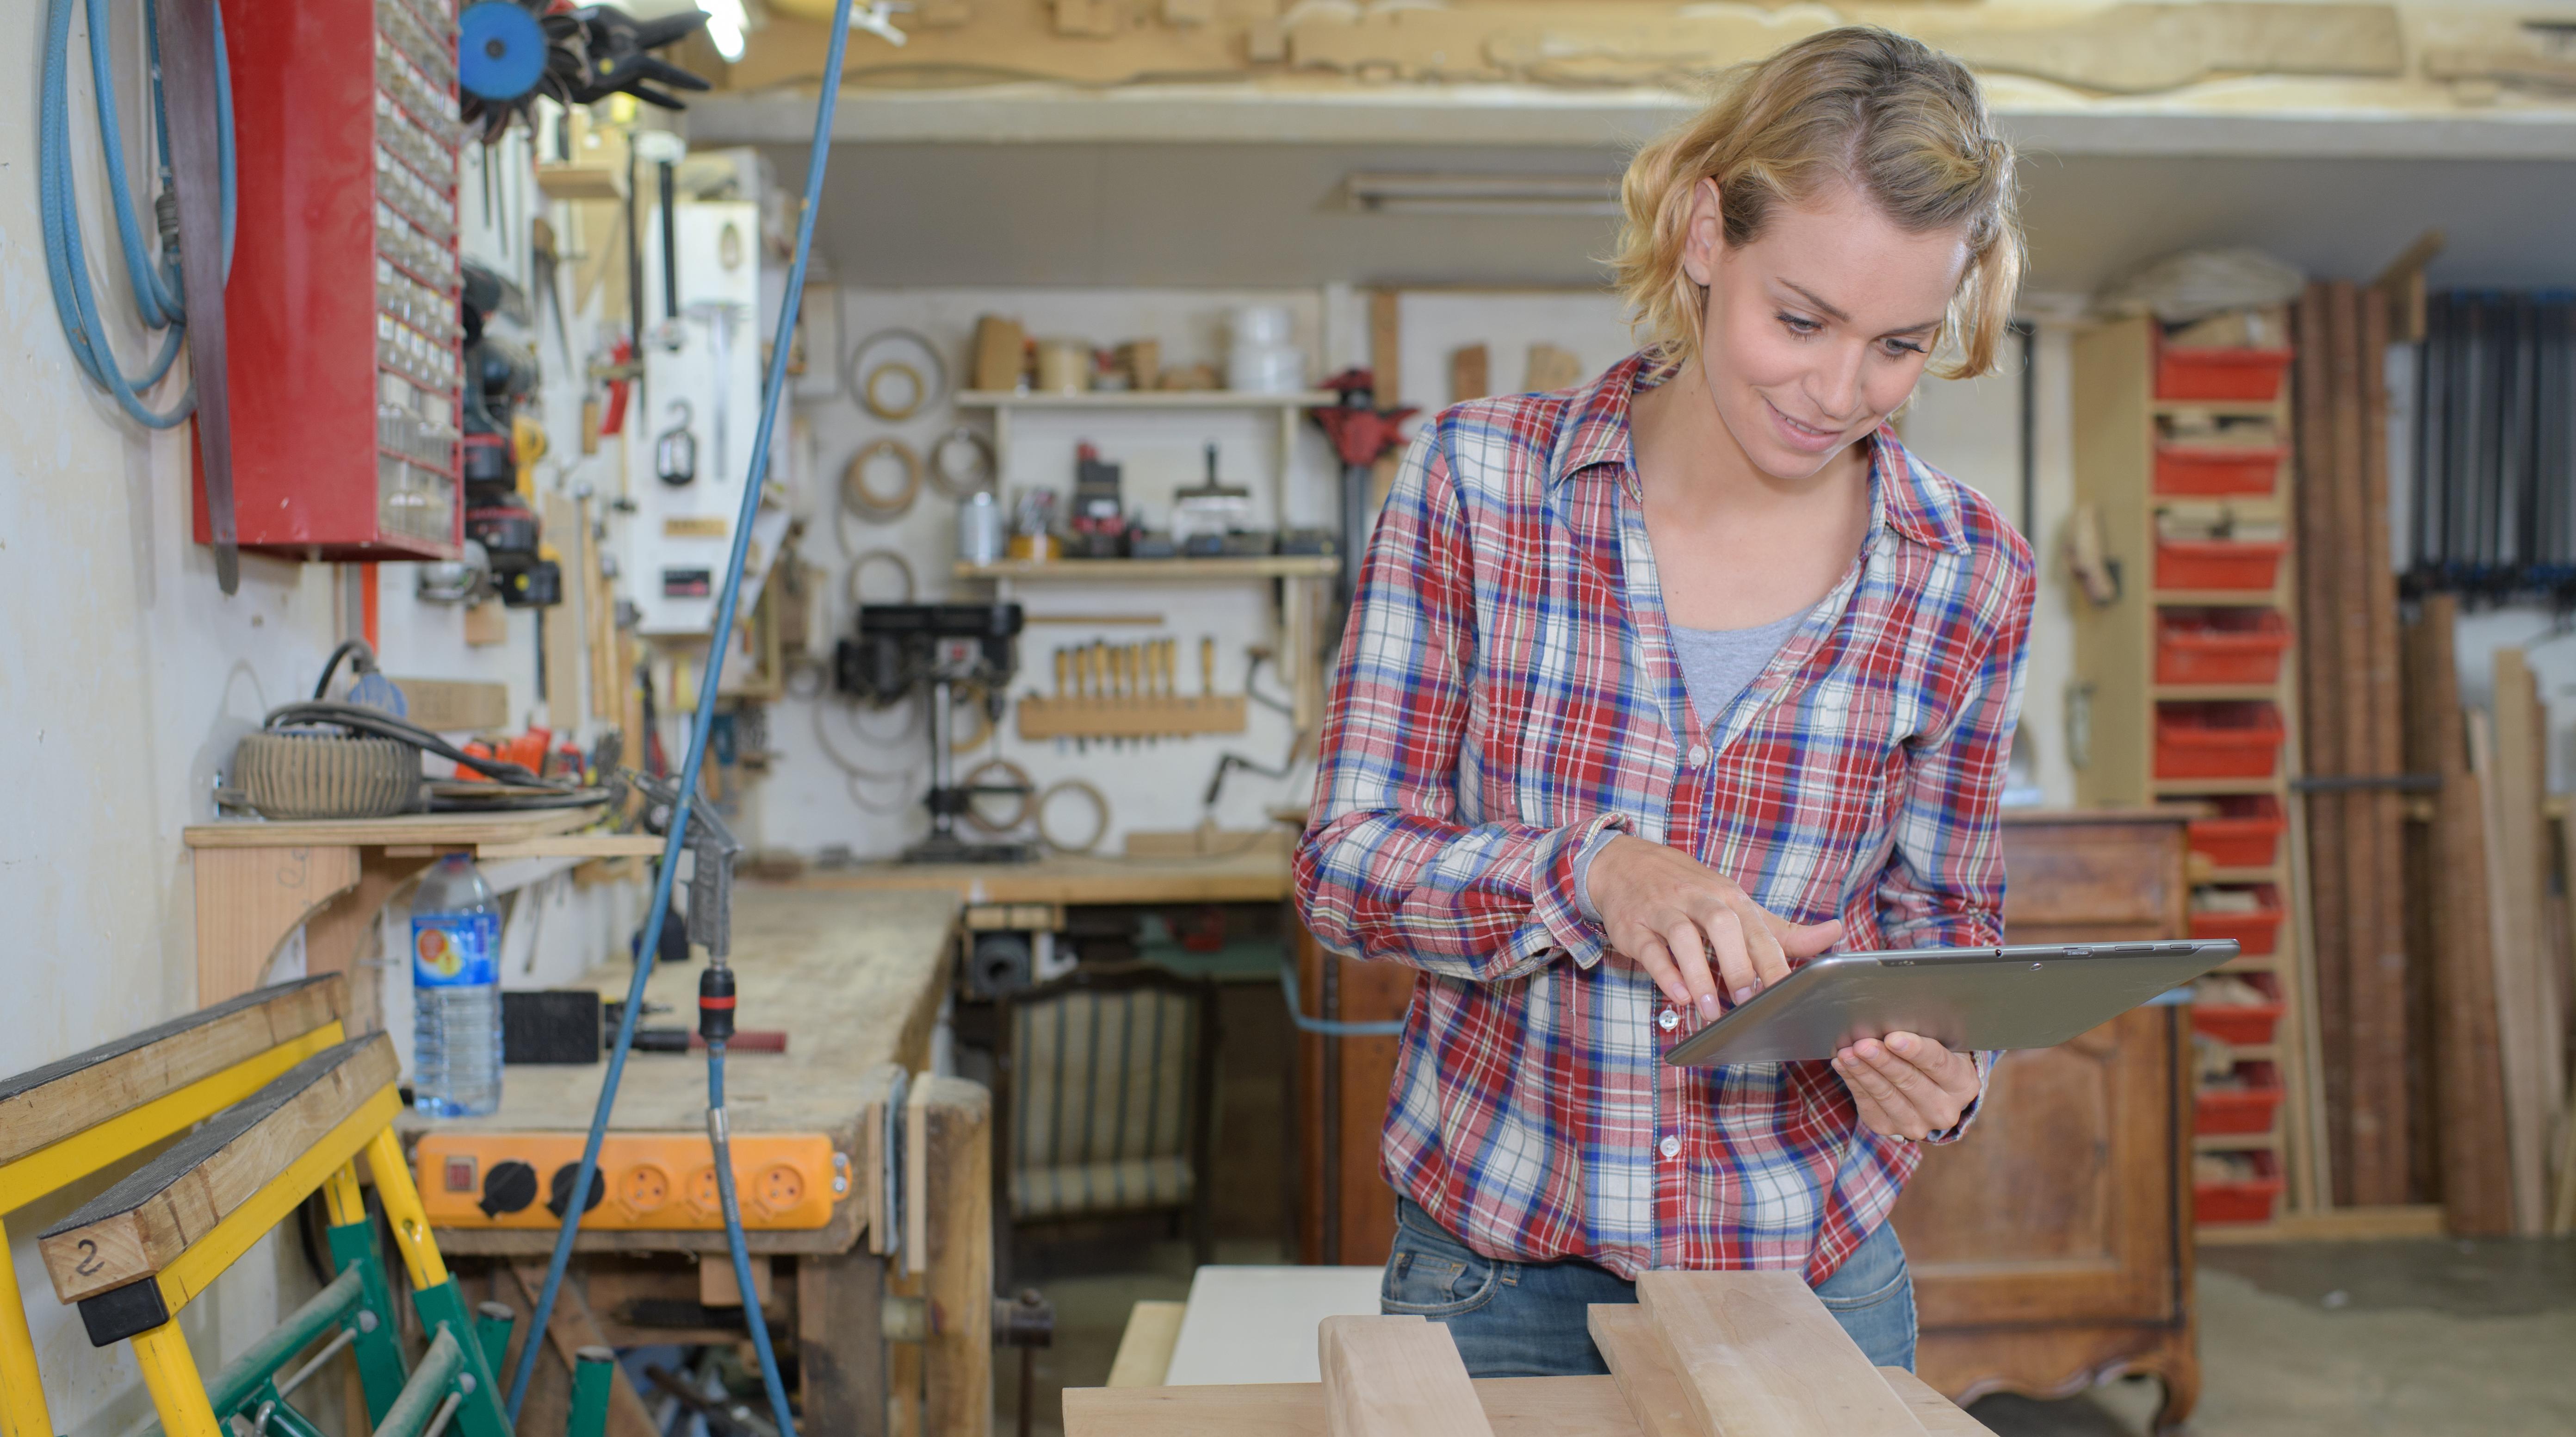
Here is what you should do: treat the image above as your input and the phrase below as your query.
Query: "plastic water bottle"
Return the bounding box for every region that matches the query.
[411,853,502,1117]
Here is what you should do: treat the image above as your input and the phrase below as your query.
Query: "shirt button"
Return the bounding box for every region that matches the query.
[1658,1008,1680,1032]
[1685,744,1711,769]
[1659,1135,1681,1159]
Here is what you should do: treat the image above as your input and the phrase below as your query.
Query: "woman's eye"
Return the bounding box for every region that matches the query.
[1777,312,1821,336]
[1881,338,1928,358]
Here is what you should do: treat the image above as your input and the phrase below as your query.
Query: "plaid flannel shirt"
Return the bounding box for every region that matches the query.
[1294,353,2035,1283]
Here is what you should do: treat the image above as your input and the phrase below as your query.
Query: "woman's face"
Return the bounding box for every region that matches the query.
[1681,179,1969,481]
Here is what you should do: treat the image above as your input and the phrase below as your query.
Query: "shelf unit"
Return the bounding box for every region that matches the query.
[955,389,1331,534]
[2072,317,2318,1226]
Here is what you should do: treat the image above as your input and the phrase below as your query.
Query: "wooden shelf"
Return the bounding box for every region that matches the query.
[183,805,606,849]
[2221,954,2279,973]
[2151,589,2285,607]
[2153,776,2285,796]
[2154,684,2283,702]
[2152,399,2284,419]
[955,389,1335,410]
[2194,1130,2280,1151]
[955,556,1338,582]
[2198,865,2285,885]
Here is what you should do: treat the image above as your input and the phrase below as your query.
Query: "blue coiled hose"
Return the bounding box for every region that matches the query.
[38,0,235,428]
[504,0,862,1430]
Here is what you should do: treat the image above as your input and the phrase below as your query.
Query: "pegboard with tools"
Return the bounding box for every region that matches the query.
[1019,635,1248,743]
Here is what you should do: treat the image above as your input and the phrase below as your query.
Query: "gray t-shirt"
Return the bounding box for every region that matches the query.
[1574,603,1816,920]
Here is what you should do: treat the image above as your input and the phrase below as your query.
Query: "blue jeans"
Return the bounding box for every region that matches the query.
[1380,1196,1917,1377]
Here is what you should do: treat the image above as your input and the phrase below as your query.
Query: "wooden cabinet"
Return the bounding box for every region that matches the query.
[1893,811,2198,1433]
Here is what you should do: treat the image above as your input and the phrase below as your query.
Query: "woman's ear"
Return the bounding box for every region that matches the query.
[1678,177,1724,288]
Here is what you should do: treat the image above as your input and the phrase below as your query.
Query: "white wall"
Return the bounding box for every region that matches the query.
[1,9,632,1430]
[755,286,1344,858]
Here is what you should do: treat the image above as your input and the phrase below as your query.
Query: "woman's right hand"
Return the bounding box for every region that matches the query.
[1586,835,1844,1022]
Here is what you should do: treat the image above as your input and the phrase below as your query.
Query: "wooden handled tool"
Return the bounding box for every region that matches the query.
[1201,636,1216,696]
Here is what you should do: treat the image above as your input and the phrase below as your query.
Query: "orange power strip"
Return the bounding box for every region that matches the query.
[412,1132,848,1231]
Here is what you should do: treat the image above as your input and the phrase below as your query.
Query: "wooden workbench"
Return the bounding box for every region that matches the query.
[789,845,1293,906]
[392,887,987,1437]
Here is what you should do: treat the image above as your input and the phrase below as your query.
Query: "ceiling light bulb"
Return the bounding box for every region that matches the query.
[700,0,748,60]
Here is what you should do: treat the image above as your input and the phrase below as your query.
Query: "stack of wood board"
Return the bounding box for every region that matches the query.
[1065,1276,1991,1437]
[2472,647,2570,1234]
[2399,596,2516,1236]
[2288,280,2411,1208]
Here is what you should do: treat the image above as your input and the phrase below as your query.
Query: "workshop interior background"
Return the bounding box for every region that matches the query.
[7,0,2576,1435]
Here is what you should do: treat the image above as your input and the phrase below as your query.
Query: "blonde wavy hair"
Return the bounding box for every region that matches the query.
[1610,26,2023,381]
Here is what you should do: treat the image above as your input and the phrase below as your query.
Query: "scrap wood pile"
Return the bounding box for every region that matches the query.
[1065,1271,1989,1437]
[2294,274,2576,1236]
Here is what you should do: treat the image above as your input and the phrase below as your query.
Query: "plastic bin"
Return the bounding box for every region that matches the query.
[2192,972,2284,1045]
[2196,1061,2285,1135]
[2155,337,2294,402]
[2155,703,2285,781]
[2156,538,2287,592]
[2194,1150,2285,1225]
[2155,442,2286,497]
[2192,883,2285,956]
[2187,794,2287,868]
[2157,609,2292,686]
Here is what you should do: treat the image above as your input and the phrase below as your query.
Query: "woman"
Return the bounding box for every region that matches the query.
[1293,26,2034,1375]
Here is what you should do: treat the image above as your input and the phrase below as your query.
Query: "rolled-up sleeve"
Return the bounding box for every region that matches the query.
[1294,425,1629,984]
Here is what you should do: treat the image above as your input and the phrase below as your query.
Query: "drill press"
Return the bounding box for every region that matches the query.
[833,602,1034,863]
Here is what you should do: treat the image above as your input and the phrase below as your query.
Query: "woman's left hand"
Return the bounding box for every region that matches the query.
[1833,1032,1980,1140]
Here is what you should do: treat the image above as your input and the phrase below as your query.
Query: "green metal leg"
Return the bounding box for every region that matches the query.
[474,1301,517,1381]
[328,1216,410,1425]
[567,1346,617,1437]
[411,1279,513,1437]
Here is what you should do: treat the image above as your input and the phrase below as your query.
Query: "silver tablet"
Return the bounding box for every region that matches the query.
[1661,939,2239,1066]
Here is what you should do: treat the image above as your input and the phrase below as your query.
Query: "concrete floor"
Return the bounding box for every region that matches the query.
[1002,1236,2576,1436]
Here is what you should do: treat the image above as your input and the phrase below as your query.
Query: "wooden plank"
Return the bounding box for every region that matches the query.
[2483,655,2563,1233]
[1448,344,1487,405]
[0,976,343,1166]
[1635,1269,1927,1437]
[1108,1300,1187,1387]
[918,1076,992,1437]
[184,806,604,849]
[2068,318,2152,808]
[389,677,510,733]
[1586,1304,1696,1437]
[2400,595,2513,1234]
[476,834,668,860]
[507,1264,660,1437]
[2290,283,2352,1207]
[1318,1315,1495,1437]
[543,496,588,731]
[1065,1376,1640,1437]
[1879,1369,1997,1437]
[37,1035,396,1300]
[796,1244,889,1432]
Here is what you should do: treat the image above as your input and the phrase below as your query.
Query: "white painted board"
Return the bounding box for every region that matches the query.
[1160,1265,1384,1386]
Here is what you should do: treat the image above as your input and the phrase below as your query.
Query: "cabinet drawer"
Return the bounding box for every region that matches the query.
[2002,818,2185,935]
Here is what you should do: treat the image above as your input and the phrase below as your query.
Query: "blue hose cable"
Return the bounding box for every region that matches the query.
[503,0,860,1426]
[39,0,235,429]
[709,1046,799,1436]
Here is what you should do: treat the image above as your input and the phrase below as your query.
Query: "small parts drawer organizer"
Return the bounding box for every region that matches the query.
[411,1132,848,1231]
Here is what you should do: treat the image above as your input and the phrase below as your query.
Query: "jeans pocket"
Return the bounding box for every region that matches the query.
[1381,1226,1505,1318]
[1814,1260,1910,1312]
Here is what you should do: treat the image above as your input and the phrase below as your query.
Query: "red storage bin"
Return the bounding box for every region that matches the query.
[2196,1061,2285,1135]
[2157,609,2292,686]
[2192,972,2284,1045]
[2155,703,2285,780]
[2155,341,2294,402]
[2194,1150,2284,1225]
[2187,794,2286,868]
[2192,883,2284,956]
[2155,442,2286,497]
[2156,538,2287,591]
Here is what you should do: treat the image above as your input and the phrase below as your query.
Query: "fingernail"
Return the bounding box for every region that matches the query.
[1699,994,1721,1020]
[1732,986,1753,1004]
[1889,1033,1913,1054]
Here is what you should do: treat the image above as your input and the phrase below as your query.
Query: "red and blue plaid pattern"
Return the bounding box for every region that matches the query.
[1295,352,2035,1282]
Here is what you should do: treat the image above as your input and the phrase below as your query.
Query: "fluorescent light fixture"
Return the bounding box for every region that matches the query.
[1344,172,1622,218]
[700,0,749,60]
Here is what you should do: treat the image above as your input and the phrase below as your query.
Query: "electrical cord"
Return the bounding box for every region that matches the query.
[1035,778,1110,854]
[262,701,597,807]
[926,425,996,497]
[807,701,919,817]
[840,437,921,518]
[39,0,237,428]
[843,547,918,610]
[507,1,866,1428]
[840,326,947,420]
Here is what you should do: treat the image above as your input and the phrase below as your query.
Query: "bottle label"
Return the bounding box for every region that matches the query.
[413,913,499,988]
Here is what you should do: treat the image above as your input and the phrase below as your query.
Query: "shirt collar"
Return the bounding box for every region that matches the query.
[1549,350,1970,557]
